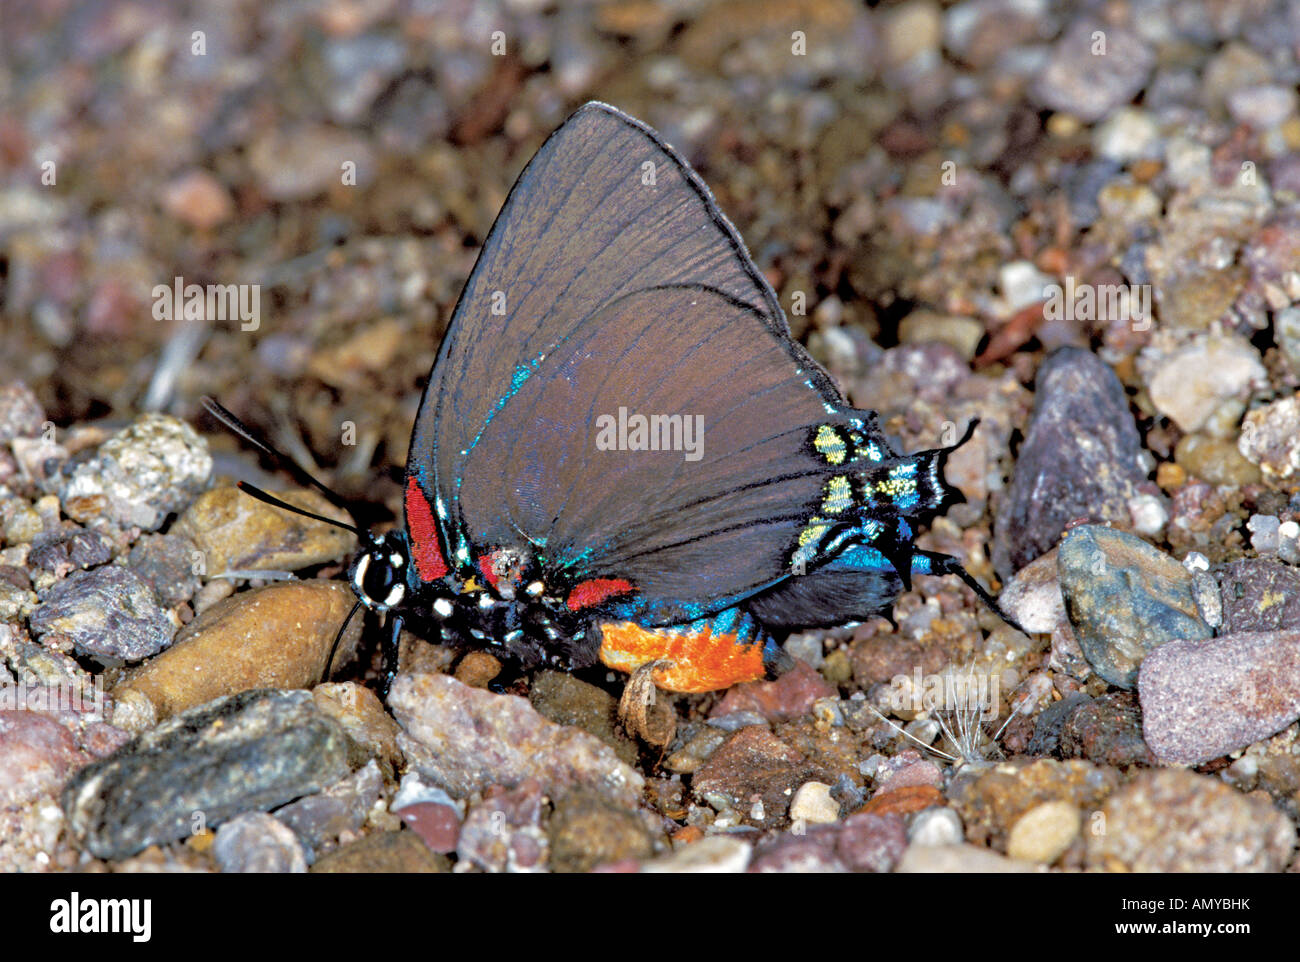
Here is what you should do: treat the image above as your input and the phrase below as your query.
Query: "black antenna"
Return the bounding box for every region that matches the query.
[201,396,361,535]
[323,598,365,682]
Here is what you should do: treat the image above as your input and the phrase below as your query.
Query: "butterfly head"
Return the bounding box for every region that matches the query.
[350,530,411,612]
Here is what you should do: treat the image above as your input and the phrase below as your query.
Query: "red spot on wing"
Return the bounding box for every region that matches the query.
[566,578,634,611]
[405,477,448,582]
[477,553,500,590]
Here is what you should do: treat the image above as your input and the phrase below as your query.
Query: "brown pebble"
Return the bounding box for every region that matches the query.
[113,581,363,720]
[454,650,502,688]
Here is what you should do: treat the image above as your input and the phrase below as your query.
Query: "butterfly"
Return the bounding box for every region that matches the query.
[206,101,1009,699]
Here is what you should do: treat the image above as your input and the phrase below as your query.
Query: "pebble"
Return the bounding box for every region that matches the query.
[948,758,1120,848]
[113,581,364,720]
[59,414,211,531]
[896,842,1041,872]
[907,806,964,847]
[1057,525,1211,689]
[993,349,1147,579]
[457,778,549,873]
[710,660,837,724]
[1227,85,1297,130]
[1214,560,1300,633]
[1174,433,1262,486]
[173,485,357,576]
[394,801,461,854]
[0,382,45,441]
[1032,22,1154,122]
[310,830,450,873]
[528,669,638,766]
[389,672,644,808]
[248,125,376,201]
[1139,630,1300,765]
[835,810,908,872]
[998,260,1054,314]
[748,830,847,873]
[1143,335,1266,434]
[61,689,356,859]
[27,525,114,575]
[997,549,1066,634]
[126,533,202,606]
[897,311,984,361]
[641,836,752,873]
[664,724,727,775]
[312,682,402,772]
[548,790,658,872]
[1238,394,1300,483]
[691,726,824,829]
[161,170,234,231]
[1087,769,1294,872]
[1092,108,1160,162]
[789,781,839,824]
[212,812,308,873]
[1006,800,1080,864]
[274,760,382,854]
[29,566,174,664]
[0,710,89,807]
[1058,691,1156,767]
[1274,307,1300,373]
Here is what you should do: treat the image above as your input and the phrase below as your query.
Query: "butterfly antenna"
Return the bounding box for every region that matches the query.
[323,599,365,683]
[201,396,361,535]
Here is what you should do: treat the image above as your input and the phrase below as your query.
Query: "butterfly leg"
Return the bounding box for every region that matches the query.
[379,612,404,702]
[596,607,790,693]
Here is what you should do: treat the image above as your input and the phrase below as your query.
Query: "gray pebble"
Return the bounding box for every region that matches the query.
[213,812,308,873]
[29,566,174,664]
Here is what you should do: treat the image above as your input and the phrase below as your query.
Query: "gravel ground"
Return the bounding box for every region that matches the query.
[2,0,1300,873]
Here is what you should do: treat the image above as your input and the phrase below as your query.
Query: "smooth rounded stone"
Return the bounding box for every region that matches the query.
[1057,525,1211,689]
[897,310,984,360]
[836,810,907,872]
[453,650,502,688]
[882,0,941,67]
[59,414,211,531]
[127,533,202,607]
[710,660,837,724]
[748,830,847,873]
[1092,107,1159,162]
[998,549,1066,634]
[274,760,382,853]
[0,710,89,807]
[1275,307,1300,373]
[394,801,461,854]
[897,842,1042,873]
[1239,394,1300,483]
[61,689,356,860]
[527,669,637,766]
[310,830,450,873]
[457,778,549,873]
[1174,433,1262,486]
[908,806,964,846]
[993,349,1147,579]
[998,261,1054,313]
[1247,515,1281,555]
[1143,335,1266,434]
[549,790,658,873]
[1227,85,1297,129]
[1006,801,1080,864]
[249,125,376,201]
[212,812,307,873]
[113,581,364,721]
[29,566,174,664]
[1214,559,1300,634]
[312,682,402,772]
[389,672,644,809]
[1032,22,1153,122]
[664,725,726,774]
[161,169,234,231]
[789,781,840,824]
[641,835,752,873]
[27,526,114,576]
[0,381,45,441]
[1139,631,1300,765]
[173,485,356,576]
[1087,769,1295,872]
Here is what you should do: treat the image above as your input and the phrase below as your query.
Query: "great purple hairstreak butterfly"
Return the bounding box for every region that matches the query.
[206,101,1012,699]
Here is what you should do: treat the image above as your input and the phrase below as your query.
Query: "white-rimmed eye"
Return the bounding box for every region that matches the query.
[383,584,405,607]
[433,598,454,619]
[353,555,370,591]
